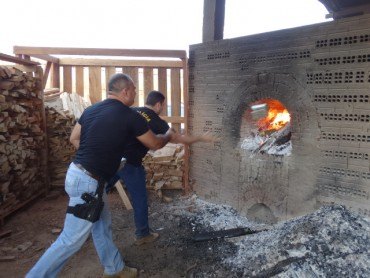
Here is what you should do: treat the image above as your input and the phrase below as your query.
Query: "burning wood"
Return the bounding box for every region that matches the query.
[242,99,292,156]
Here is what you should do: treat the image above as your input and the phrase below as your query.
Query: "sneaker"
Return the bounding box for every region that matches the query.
[102,266,138,278]
[134,232,159,246]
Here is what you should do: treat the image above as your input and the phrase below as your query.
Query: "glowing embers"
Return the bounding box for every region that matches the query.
[241,99,292,156]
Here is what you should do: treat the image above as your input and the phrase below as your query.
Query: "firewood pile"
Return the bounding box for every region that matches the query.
[45,106,76,187]
[143,143,185,198]
[0,65,46,217]
[43,89,82,188]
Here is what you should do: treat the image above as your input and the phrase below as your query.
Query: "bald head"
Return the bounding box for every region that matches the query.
[108,73,133,95]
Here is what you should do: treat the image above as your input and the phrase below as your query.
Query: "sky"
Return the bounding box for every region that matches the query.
[1,0,330,55]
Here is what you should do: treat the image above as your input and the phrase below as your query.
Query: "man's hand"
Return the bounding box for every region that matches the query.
[167,128,179,142]
[198,131,218,143]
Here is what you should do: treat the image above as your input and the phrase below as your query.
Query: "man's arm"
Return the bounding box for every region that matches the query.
[70,123,81,149]
[170,131,216,145]
[137,128,174,150]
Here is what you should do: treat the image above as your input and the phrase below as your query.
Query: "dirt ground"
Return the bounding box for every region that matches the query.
[1,188,369,278]
[0,189,237,278]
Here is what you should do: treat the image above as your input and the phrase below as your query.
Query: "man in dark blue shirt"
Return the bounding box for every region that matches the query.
[110,91,214,246]
[27,75,174,278]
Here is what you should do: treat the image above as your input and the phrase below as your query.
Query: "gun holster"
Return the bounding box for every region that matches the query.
[66,179,105,223]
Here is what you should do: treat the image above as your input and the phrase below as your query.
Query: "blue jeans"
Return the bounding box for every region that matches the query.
[26,162,124,278]
[110,163,149,238]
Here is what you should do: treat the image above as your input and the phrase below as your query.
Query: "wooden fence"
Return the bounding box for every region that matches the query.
[13,46,190,190]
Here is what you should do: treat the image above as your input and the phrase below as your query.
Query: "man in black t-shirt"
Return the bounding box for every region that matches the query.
[27,75,174,278]
[109,91,214,246]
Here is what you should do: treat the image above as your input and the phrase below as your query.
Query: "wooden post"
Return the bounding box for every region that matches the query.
[105,66,116,97]
[89,66,102,103]
[51,62,60,88]
[143,68,153,101]
[203,0,226,42]
[170,68,181,132]
[122,67,139,106]
[158,68,168,116]
[75,66,84,97]
[63,66,72,93]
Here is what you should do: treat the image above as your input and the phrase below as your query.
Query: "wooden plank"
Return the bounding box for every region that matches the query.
[14,46,186,59]
[160,116,184,124]
[105,67,116,93]
[158,68,168,116]
[42,61,52,89]
[51,63,60,88]
[115,181,133,210]
[122,67,139,106]
[170,68,181,132]
[62,66,72,93]
[143,68,153,101]
[30,54,59,63]
[88,66,102,104]
[59,58,182,68]
[75,66,84,97]
[0,53,39,66]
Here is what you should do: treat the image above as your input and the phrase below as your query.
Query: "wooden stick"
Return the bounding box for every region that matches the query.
[114,181,133,210]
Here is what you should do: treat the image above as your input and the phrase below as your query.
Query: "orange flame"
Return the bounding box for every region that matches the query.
[256,100,290,131]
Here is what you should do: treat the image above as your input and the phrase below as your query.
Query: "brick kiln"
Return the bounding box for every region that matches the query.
[189,14,370,223]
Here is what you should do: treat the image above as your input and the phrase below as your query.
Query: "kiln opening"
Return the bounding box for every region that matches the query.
[240,99,292,156]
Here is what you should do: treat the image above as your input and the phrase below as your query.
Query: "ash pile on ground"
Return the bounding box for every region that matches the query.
[1,191,369,277]
[159,195,370,277]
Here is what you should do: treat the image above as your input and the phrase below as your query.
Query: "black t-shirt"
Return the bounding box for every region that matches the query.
[122,107,170,166]
[73,99,149,180]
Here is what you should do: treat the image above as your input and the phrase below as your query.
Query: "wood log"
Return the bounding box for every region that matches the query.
[142,144,185,192]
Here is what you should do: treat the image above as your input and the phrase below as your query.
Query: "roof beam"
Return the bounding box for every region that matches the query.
[13,46,186,59]
[329,3,370,19]
[59,58,183,68]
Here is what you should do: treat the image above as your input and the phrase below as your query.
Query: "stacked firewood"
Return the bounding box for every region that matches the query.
[45,107,76,187]
[0,66,46,215]
[43,90,91,188]
[143,143,184,195]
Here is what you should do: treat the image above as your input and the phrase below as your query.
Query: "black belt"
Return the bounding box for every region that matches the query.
[74,163,100,181]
